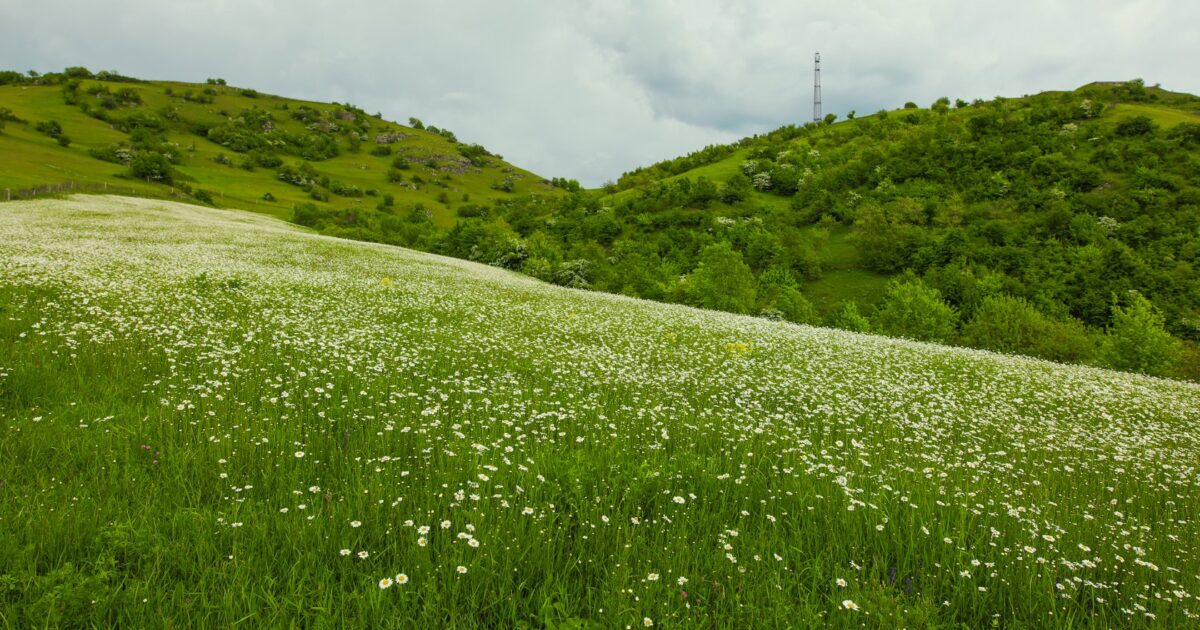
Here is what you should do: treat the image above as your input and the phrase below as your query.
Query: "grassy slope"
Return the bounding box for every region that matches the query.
[0,80,555,224]
[2,196,1199,627]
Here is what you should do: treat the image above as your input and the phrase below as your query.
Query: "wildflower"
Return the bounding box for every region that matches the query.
[468,538,480,548]
[350,520,362,528]
[836,578,847,587]
[456,565,468,574]
[522,507,535,515]
[378,577,393,589]
[677,576,688,586]
[440,520,452,529]
[395,573,409,585]
[340,549,351,556]
[643,618,654,627]
[294,451,305,458]
[673,496,685,504]
[646,573,659,581]
[357,551,369,559]
[417,525,430,535]
[842,600,859,610]
[417,537,427,547]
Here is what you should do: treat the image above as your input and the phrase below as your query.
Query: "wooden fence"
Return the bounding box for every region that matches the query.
[1,180,188,203]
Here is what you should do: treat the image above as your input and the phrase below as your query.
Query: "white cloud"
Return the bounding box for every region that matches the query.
[2,0,1196,185]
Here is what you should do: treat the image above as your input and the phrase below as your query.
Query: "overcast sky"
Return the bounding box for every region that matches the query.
[3,0,1197,185]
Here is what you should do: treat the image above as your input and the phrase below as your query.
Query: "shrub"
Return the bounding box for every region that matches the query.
[1115,115,1156,137]
[686,242,757,315]
[35,120,63,138]
[874,277,958,342]
[1101,292,1179,376]
[829,302,871,333]
[128,152,174,183]
[292,203,328,227]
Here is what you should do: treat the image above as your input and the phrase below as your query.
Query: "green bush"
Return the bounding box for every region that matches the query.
[874,277,958,342]
[829,301,871,333]
[128,152,174,184]
[686,242,757,315]
[1101,292,1179,376]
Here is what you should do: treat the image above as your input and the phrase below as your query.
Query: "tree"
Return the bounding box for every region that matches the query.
[874,277,958,342]
[758,267,819,324]
[829,301,871,333]
[686,242,757,314]
[823,113,837,125]
[1101,292,1179,376]
[961,295,1050,355]
[1115,115,1156,137]
[128,152,173,183]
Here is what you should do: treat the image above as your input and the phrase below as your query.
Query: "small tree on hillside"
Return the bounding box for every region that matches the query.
[1101,292,1179,376]
[686,241,757,315]
[829,301,871,333]
[961,295,1050,355]
[874,277,958,342]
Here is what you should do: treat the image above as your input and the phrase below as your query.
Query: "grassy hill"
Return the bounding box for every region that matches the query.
[0,69,562,226]
[3,196,1199,627]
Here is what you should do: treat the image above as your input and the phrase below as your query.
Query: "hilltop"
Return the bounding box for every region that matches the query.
[0,68,564,228]
[2,196,1198,627]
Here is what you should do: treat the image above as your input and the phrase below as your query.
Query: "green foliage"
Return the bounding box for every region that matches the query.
[127,152,174,184]
[457,143,494,167]
[961,295,1096,363]
[1115,115,1157,137]
[874,277,958,342]
[829,301,871,333]
[1102,292,1179,376]
[35,119,64,138]
[686,242,757,314]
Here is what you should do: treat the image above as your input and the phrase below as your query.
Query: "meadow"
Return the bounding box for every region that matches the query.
[1,196,1198,628]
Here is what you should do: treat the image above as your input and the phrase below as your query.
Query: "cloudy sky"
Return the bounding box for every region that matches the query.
[3,0,1197,185]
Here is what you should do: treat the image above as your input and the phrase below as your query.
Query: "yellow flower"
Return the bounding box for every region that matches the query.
[723,341,754,358]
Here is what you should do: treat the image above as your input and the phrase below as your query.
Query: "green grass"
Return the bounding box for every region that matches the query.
[2,195,1198,628]
[0,80,557,224]
[1104,103,1200,129]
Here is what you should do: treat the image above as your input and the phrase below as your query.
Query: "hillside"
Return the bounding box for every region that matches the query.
[0,68,563,227]
[431,80,1200,379]
[3,196,1199,627]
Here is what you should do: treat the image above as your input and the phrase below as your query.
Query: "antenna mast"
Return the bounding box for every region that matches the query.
[813,52,822,122]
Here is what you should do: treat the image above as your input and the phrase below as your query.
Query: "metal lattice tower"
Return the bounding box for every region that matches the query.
[813,52,822,122]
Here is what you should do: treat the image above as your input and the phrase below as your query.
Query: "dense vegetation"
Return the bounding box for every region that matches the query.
[4,69,1199,379]
[3,197,1198,627]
